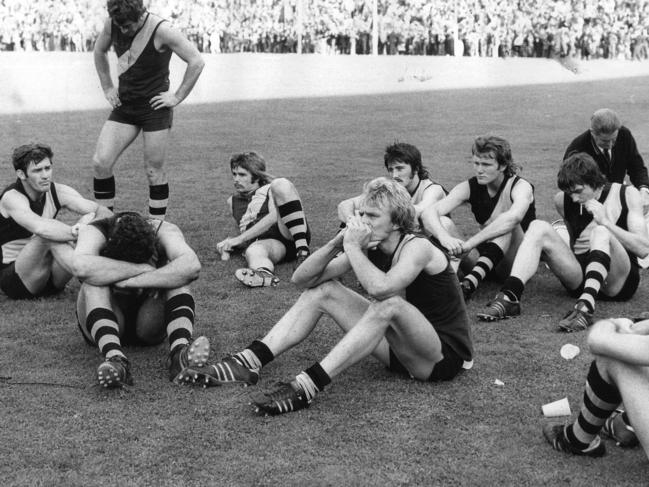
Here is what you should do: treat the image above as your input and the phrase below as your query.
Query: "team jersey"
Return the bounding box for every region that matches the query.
[367,235,473,362]
[0,180,61,265]
[563,183,635,261]
[112,12,172,103]
[230,185,272,234]
[409,178,447,206]
[468,175,536,231]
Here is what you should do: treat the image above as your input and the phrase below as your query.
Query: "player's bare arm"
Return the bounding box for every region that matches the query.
[413,184,446,217]
[149,23,205,110]
[115,221,201,289]
[588,318,649,365]
[2,191,78,242]
[420,182,470,254]
[291,230,351,289]
[585,186,649,258]
[93,19,120,108]
[463,179,534,251]
[343,215,433,299]
[56,183,112,219]
[70,225,154,285]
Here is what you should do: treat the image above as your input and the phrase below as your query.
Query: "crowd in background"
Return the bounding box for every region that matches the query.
[1,0,649,60]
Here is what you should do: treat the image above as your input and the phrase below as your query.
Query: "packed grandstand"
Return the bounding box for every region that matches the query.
[1,0,648,59]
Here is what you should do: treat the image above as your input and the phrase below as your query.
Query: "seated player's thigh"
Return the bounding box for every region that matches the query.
[246,239,287,264]
[381,297,443,380]
[135,293,166,345]
[542,229,583,290]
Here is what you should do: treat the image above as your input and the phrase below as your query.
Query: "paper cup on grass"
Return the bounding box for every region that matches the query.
[542,397,571,417]
[560,344,580,360]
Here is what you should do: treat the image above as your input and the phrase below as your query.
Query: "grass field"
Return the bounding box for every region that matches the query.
[1,55,649,486]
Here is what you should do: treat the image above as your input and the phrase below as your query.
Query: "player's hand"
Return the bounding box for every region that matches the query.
[104,87,121,108]
[440,236,465,256]
[609,317,634,334]
[343,212,372,249]
[217,238,236,256]
[150,91,180,110]
[583,199,609,225]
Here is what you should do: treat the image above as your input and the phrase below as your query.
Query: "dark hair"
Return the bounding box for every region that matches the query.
[229,152,274,186]
[107,0,145,25]
[471,135,519,177]
[384,142,429,180]
[101,212,157,264]
[558,152,607,192]
[12,143,53,172]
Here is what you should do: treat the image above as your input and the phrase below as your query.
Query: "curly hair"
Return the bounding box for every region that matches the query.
[229,152,274,186]
[558,152,607,193]
[361,177,418,234]
[101,212,157,264]
[472,135,520,178]
[11,143,53,172]
[107,0,145,25]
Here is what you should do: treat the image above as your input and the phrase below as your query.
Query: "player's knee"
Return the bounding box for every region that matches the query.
[368,296,405,321]
[269,177,295,197]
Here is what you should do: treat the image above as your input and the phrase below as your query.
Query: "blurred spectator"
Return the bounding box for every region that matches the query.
[2,0,649,60]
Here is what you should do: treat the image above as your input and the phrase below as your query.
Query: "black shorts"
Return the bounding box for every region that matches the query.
[245,223,312,262]
[76,289,165,347]
[567,252,640,301]
[389,340,467,382]
[108,101,173,132]
[0,262,60,300]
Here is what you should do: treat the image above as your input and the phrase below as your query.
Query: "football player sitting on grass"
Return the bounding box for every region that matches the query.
[181,177,473,415]
[216,152,310,288]
[543,315,649,459]
[56,211,213,389]
[478,153,649,331]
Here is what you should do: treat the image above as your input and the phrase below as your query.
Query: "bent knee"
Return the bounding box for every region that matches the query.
[269,177,295,196]
[368,295,406,319]
[590,224,612,242]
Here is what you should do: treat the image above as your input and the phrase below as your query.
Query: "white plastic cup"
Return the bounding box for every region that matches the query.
[542,397,571,417]
[221,250,231,261]
[560,344,580,360]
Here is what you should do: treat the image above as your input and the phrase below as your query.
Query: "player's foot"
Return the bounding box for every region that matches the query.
[294,249,310,270]
[601,410,639,448]
[168,337,211,382]
[97,355,133,389]
[543,423,606,457]
[250,380,310,416]
[477,292,520,321]
[235,268,279,287]
[558,303,593,332]
[460,280,474,302]
[177,355,259,387]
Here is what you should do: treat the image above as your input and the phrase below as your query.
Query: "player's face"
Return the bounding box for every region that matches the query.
[566,184,598,204]
[472,153,504,185]
[19,158,52,194]
[360,203,396,245]
[386,161,417,192]
[590,130,618,150]
[231,166,258,193]
[115,19,140,36]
